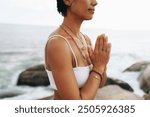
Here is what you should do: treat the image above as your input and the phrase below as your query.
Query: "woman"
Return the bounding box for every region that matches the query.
[45,0,111,100]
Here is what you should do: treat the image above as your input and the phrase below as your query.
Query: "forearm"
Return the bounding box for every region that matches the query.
[99,70,107,88]
[80,71,102,100]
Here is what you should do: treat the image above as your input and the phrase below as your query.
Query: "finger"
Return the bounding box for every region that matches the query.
[106,43,111,56]
[99,34,105,50]
[103,35,108,52]
[94,36,100,52]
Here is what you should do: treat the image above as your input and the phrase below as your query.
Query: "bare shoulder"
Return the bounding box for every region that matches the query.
[46,27,70,57]
[46,36,69,52]
[45,35,72,70]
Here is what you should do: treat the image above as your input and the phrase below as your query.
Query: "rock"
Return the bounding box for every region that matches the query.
[17,64,50,86]
[143,93,150,100]
[26,64,45,71]
[96,85,143,100]
[138,65,150,93]
[123,61,150,72]
[105,77,134,92]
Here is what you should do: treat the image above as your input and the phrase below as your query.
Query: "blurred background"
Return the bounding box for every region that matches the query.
[0,0,150,99]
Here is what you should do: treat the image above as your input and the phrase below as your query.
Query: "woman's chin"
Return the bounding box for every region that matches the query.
[85,16,93,20]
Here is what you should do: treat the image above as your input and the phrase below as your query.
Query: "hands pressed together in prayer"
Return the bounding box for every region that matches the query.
[88,34,111,87]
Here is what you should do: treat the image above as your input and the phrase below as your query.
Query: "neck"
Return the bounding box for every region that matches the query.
[62,13,83,36]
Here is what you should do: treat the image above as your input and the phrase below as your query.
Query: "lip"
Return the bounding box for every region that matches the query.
[88,9,95,14]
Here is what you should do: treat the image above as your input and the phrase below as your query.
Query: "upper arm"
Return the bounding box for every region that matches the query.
[46,37,81,99]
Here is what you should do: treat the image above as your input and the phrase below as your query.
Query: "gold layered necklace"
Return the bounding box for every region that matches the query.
[60,24,91,65]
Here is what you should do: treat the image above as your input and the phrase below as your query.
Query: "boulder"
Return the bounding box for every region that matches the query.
[96,85,143,100]
[17,64,50,86]
[105,77,134,92]
[123,61,150,72]
[26,64,45,71]
[143,93,150,100]
[138,65,150,93]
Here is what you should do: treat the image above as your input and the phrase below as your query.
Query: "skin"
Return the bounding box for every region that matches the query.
[45,0,111,100]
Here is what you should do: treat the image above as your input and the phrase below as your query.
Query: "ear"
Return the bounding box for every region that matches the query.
[63,0,73,6]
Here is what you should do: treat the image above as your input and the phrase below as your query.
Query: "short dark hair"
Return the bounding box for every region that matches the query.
[57,0,68,16]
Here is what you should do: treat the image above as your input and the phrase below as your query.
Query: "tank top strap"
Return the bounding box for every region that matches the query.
[48,35,78,67]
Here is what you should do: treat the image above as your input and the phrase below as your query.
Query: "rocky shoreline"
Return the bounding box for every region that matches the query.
[2,61,150,100]
[123,61,150,96]
[16,61,150,100]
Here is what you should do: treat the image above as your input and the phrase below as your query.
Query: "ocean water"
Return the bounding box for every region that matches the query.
[0,23,150,100]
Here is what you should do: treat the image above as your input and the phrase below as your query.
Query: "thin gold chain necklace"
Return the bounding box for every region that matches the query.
[60,24,91,65]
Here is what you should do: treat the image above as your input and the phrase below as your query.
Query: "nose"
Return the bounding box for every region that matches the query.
[91,0,98,6]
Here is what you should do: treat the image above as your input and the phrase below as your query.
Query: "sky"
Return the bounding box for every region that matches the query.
[0,0,150,30]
